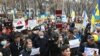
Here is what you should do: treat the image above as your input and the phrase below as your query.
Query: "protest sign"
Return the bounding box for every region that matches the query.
[13,18,26,32]
[28,19,38,30]
[40,25,45,31]
[69,39,80,48]
[30,48,40,55]
[62,15,68,23]
[84,47,99,56]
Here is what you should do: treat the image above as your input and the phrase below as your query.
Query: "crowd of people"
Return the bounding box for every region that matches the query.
[0,18,100,56]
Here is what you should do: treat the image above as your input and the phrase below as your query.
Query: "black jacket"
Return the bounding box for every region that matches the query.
[33,36,48,56]
[47,40,61,56]
[32,34,40,48]
[0,44,10,56]
[10,42,23,56]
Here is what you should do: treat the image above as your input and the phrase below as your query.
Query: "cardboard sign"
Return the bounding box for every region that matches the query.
[28,19,38,30]
[69,39,80,48]
[13,18,26,32]
[62,15,68,23]
[84,47,99,56]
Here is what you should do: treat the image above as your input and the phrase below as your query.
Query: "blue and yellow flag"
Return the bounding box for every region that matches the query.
[95,4,100,16]
[91,0,100,32]
[91,6,95,32]
[95,0,100,16]
[91,15,95,25]
[91,6,95,25]
[91,15,95,32]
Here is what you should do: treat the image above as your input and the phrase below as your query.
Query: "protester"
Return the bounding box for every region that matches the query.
[61,45,71,56]
[32,31,41,48]
[47,32,61,56]
[1,27,8,39]
[57,34,64,47]
[69,22,75,31]
[61,29,69,45]
[32,28,40,46]
[67,30,78,56]
[0,38,10,56]
[83,22,91,43]
[37,31,49,56]
[78,35,99,56]
[27,29,34,39]
[61,28,68,36]
[10,34,23,56]
[20,38,40,56]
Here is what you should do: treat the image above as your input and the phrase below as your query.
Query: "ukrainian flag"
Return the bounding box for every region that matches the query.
[91,7,95,33]
[95,4,100,16]
[95,0,100,16]
[91,15,95,33]
[91,15,95,25]
[91,0,100,32]
[92,0,100,42]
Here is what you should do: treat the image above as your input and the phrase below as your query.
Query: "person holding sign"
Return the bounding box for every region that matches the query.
[78,35,99,56]
[10,34,23,56]
[20,39,40,56]
[63,30,79,56]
